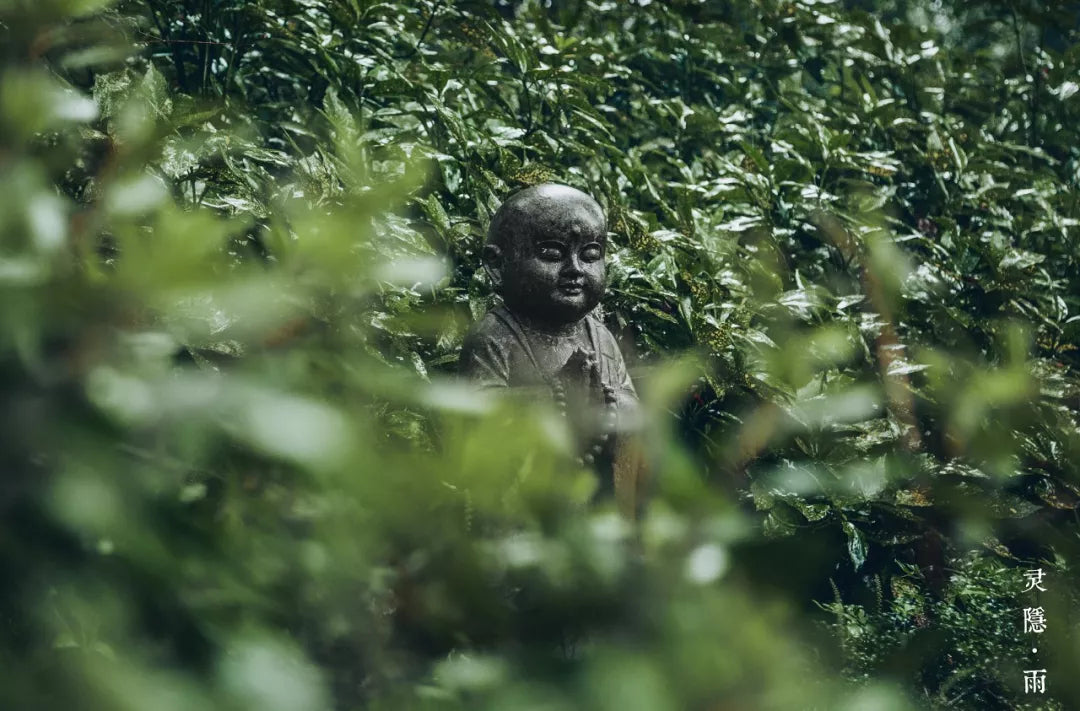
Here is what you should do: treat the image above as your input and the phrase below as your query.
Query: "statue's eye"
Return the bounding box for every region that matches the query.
[581,244,604,261]
[537,244,564,261]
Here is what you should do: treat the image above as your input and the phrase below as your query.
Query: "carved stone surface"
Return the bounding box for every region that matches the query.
[460,184,644,508]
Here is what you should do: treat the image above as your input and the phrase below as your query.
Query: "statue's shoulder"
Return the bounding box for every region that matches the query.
[459,305,531,386]
[586,312,623,360]
[460,305,529,368]
[462,305,517,347]
[586,312,635,394]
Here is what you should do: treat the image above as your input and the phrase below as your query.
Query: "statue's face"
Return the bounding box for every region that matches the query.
[497,204,607,327]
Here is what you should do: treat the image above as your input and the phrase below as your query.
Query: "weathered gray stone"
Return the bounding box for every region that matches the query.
[460,184,645,511]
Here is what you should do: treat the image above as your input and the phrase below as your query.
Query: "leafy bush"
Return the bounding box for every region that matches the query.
[2,0,1079,709]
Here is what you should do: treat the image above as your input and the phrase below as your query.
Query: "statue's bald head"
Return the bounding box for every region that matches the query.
[487,183,606,255]
[483,184,608,327]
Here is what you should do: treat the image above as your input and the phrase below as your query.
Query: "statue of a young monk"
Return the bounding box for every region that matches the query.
[459,183,646,515]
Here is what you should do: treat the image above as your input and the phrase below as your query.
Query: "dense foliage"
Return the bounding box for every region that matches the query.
[3,0,1080,708]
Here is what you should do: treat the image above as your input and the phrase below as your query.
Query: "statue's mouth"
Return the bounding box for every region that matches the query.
[557,283,584,296]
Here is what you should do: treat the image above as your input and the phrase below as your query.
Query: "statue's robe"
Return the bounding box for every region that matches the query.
[460,305,645,516]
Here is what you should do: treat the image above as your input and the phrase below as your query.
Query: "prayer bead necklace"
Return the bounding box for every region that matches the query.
[551,378,618,466]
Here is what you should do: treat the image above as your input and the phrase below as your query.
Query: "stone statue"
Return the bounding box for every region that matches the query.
[459,183,646,515]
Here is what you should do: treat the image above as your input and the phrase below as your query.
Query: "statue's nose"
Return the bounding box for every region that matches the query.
[562,253,584,276]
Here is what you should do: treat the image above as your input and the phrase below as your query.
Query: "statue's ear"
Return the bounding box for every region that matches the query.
[482,244,504,289]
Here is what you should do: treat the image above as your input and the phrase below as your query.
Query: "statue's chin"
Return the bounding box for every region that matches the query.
[550,297,589,317]
[507,297,596,330]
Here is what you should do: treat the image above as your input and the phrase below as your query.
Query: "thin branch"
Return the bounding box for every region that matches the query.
[145,4,189,91]
[1010,3,1028,77]
[393,0,445,60]
[136,35,231,47]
